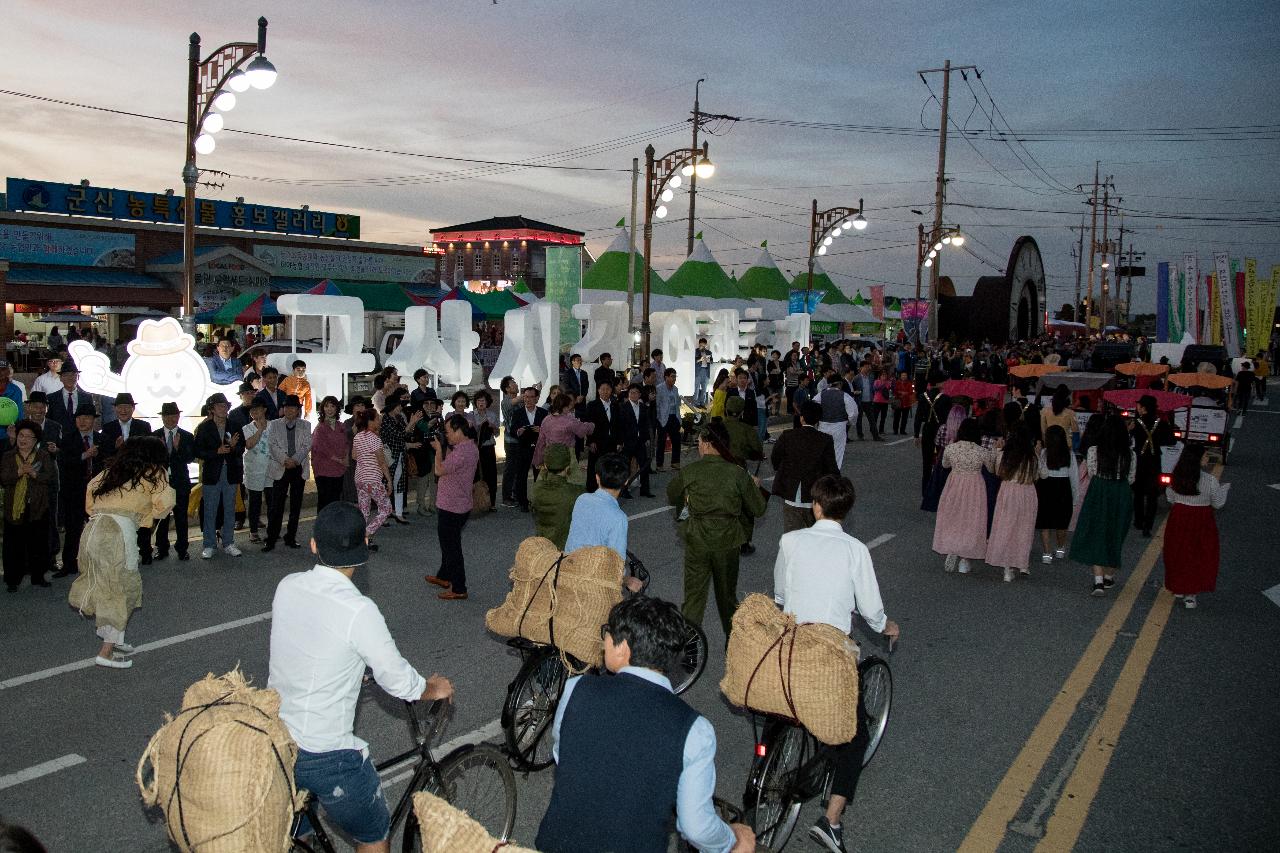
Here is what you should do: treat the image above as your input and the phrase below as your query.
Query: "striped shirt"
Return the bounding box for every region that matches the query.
[352,430,384,485]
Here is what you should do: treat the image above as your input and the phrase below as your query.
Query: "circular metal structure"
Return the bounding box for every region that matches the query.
[938,236,1046,343]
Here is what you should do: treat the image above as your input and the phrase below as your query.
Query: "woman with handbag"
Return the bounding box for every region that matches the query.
[351,407,393,549]
[424,415,478,601]
[469,390,502,510]
[2,420,57,591]
[379,392,421,524]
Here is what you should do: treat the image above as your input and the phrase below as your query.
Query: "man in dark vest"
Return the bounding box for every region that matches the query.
[771,401,840,533]
[535,596,754,853]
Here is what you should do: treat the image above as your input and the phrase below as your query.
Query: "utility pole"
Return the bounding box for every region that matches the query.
[1113,212,1126,326]
[1085,161,1100,328]
[918,60,977,340]
[686,78,705,257]
[1074,209,1086,317]
[1099,179,1112,329]
[626,157,638,338]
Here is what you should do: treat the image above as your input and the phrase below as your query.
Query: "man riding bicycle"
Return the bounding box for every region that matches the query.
[269,502,453,853]
[772,475,900,853]
[563,451,644,592]
[535,596,755,853]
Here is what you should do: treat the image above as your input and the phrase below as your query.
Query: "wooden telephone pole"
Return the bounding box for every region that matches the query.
[1085,161,1100,327]
[687,78,705,257]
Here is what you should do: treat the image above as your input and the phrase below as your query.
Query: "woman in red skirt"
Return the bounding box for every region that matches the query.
[1163,443,1228,609]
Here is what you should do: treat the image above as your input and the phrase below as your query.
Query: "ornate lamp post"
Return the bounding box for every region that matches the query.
[914,222,963,343]
[804,198,867,303]
[182,17,277,329]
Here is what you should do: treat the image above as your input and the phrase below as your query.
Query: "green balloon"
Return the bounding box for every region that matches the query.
[0,397,18,426]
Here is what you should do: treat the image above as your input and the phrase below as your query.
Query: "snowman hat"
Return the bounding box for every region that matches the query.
[127,317,194,358]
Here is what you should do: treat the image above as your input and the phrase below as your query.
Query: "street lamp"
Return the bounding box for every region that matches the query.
[641,140,714,356]
[913,223,963,343]
[805,198,867,301]
[182,16,277,329]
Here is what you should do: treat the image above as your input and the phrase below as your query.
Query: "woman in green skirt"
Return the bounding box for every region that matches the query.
[1069,413,1137,596]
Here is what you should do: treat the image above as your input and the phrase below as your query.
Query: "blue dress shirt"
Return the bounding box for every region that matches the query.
[552,666,735,853]
[563,490,628,562]
[206,355,242,385]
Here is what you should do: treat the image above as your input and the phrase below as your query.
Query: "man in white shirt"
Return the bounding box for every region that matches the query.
[269,502,452,853]
[32,354,65,396]
[773,474,899,853]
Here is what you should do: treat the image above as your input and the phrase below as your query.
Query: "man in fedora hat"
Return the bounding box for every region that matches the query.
[100,392,152,462]
[194,392,244,560]
[263,394,312,552]
[46,361,96,435]
[154,402,196,561]
[55,403,102,577]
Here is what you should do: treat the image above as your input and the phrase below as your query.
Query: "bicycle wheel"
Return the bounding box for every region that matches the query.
[670,617,708,696]
[501,646,566,771]
[749,724,811,850]
[402,744,517,852]
[859,656,893,767]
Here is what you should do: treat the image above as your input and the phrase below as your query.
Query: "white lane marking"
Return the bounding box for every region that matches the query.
[380,719,505,788]
[865,533,896,550]
[628,505,675,521]
[1234,414,1244,429]
[0,754,87,791]
[884,437,913,447]
[0,612,273,691]
[1265,584,1280,611]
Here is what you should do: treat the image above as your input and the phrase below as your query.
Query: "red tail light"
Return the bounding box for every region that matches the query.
[1173,430,1183,439]
[755,743,767,757]
[1159,474,1172,486]
[1208,434,1220,442]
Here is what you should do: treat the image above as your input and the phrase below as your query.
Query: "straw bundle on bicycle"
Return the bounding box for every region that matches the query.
[412,791,539,853]
[136,668,305,853]
[485,536,623,670]
[720,593,860,745]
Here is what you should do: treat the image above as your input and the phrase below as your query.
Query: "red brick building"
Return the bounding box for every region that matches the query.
[431,215,584,296]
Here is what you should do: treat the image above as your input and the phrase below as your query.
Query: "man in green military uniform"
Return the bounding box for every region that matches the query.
[530,444,583,550]
[667,421,767,640]
[720,395,765,555]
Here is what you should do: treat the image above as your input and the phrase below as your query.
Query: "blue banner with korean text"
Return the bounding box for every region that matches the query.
[5,178,360,239]
[1156,262,1170,343]
[788,289,826,315]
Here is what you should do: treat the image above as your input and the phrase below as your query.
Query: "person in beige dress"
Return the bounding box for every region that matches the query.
[68,436,175,669]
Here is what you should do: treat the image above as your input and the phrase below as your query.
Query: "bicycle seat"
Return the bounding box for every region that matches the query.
[505,637,545,652]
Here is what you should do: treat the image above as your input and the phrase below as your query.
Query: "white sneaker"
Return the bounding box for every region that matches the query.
[958,559,972,574]
[1003,568,1016,583]
[1183,595,1197,609]
[95,655,132,669]
[1041,553,1053,564]
[224,545,243,557]
[113,642,136,655]
[1054,548,1066,560]
[201,547,215,560]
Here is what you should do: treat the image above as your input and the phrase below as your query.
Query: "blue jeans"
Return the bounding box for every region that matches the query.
[201,472,237,549]
[294,748,389,845]
[694,367,710,406]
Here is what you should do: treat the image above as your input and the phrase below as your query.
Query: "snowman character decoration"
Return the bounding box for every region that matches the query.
[67,317,242,428]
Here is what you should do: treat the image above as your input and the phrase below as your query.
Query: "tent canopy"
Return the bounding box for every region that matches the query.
[582,227,663,296]
[194,292,282,325]
[736,247,791,302]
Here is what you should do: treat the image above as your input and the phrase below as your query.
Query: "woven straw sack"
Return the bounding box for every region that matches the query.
[485,537,622,670]
[411,791,539,853]
[136,669,305,853]
[720,593,860,745]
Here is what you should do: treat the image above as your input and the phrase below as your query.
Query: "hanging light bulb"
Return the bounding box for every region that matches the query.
[669,175,682,189]
[211,90,236,112]
[823,236,833,247]
[817,245,827,256]
[941,234,953,245]
[661,188,674,202]
[951,232,965,246]
[194,133,217,155]
[655,205,668,219]
[681,164,695,178]
[245,55,278,89]
[928,249,937,259]
[694,155,715,179]
[832,225,843,237]
[201,112,224,134]
[842,218,852,229]
[227,69,251,93]
[923,257,933,268]
[933,241,943,252]
[852,212,867,231]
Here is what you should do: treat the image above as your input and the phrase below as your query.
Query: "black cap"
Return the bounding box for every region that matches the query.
[26,391,48,405]
[113,392,136,406]
[160,402,181,416]
[313,502,369,567]
[60,362,80,375]
[74,403,97,418]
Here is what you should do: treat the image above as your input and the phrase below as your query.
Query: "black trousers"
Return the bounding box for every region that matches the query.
[854,403,880,439]
[61,483,88,573]
[437,509,470,593]
[245,486,272,534]
[155,487,192,556]
[622,440,650,494]
[1133,479,1160,533]
[4,517,50,587]
[501,442,519,502]
[512,444,534,509]
[267,468,305,545]
[477,444,498,507]
[315,476,344,512]
[655,416,681,467]
[829,698,873,800]
[892,405,911,435]
[874,402,890,433]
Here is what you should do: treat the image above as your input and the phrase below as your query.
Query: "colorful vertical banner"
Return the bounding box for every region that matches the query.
[1214,251,1240,354]
[1244,258,1259,351]
[1268,266,1280,352]
[1183,253,1200,342]
[543,245,583,345]
[1168,263,1184,342]
[1209,274,1221,346]
[1156,262,1170,343]
[870,285,885,321]
[900,298,930,344]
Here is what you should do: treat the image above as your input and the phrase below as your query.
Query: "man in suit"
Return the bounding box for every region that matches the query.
[592,353,616,400]
[205,337,242,385]
[194,392,244,560]
[253,366,288,419]
[770,401,840,533]
[509,386,547,511]
[23,392,64,576]
[584,380,620,495]
[55,404,102,577]
[98,391,157,561]
[725,368,759,431]
[46,362,96,435]
[561,352,591,458]
[153,402,196,561]
[263,395,312,551]
[616,382,653,498]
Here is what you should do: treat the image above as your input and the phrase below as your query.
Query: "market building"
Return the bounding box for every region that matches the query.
[430,215,584,296]
[0,177,441,358]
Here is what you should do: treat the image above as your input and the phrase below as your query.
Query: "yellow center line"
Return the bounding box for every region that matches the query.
[957,517,1169,853]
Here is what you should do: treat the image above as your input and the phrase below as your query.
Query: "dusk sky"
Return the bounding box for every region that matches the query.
[4,0,1278,311]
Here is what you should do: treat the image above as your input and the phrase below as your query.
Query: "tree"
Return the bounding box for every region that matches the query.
[1056,303,1075,321]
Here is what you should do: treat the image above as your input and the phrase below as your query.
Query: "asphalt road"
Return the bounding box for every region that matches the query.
[1,410,1277,852]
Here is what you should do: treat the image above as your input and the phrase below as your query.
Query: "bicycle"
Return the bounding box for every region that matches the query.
[741,654,893,850]
[290,699,516,853]
[500,550,710,772]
